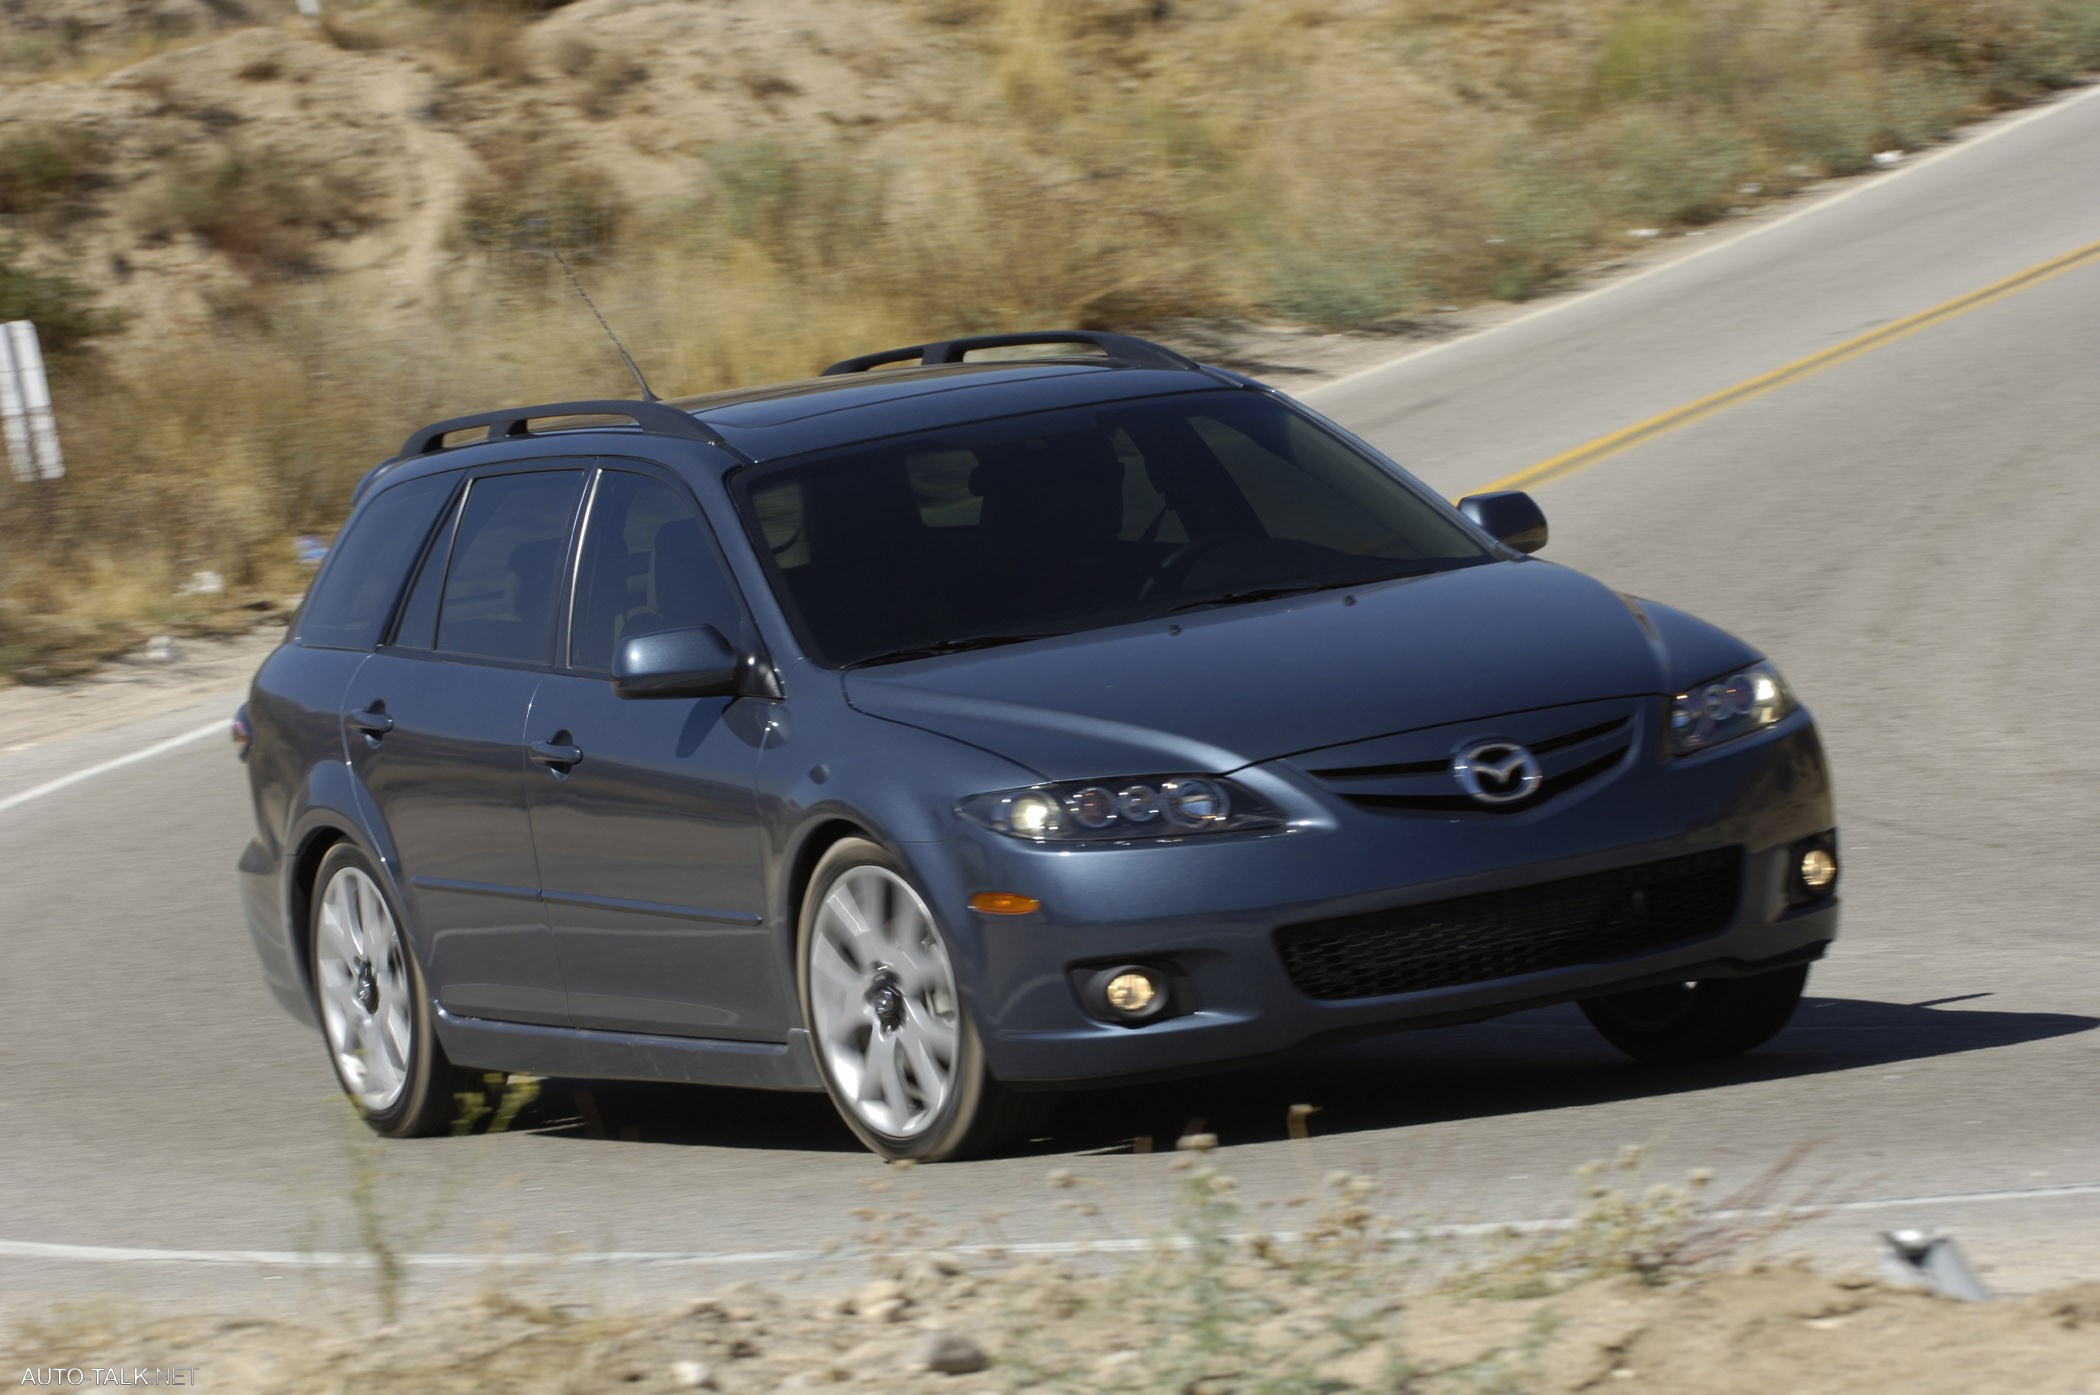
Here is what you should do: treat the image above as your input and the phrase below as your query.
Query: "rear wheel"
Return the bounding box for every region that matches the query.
[1580,964,1810,1064]
[309,843,471,1137]
[798,838,1045,1160]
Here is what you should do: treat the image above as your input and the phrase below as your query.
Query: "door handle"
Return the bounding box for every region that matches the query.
[529,739,584,770]
[348,706,394,739]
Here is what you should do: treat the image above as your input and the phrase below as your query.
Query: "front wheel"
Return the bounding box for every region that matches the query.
[309,843,472,1137]
[1580,964,1810,1064]
[798,838,1043,1161]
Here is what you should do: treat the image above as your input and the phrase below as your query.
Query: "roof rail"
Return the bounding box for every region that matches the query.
[397,399,721,460]
[821,330,1201,377]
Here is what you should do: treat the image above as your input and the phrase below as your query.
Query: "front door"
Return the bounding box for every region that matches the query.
[526,465,781,1039]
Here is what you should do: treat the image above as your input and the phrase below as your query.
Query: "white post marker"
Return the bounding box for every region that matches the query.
[0,320,63,482]
[296,0,323,15]
[0,321,31,483]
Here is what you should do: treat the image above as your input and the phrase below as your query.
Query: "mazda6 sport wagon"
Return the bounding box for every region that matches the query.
[237,331,1840,1160]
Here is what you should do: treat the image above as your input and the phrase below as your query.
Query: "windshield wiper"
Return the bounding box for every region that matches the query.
[1156,569,1423,617]
[842,631,1065,668]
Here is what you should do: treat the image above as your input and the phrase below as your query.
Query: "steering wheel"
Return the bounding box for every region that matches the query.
[1139,534,1258,599]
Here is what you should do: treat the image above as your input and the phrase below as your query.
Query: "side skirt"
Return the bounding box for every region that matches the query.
[433,1006,824,1092]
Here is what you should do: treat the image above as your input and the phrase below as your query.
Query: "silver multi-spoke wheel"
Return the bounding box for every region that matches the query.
[806,864,961,1140]
[314,865,415,1113]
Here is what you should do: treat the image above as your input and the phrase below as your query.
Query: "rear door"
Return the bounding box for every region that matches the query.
[346,464,586,1026]
[525,462,781,1039]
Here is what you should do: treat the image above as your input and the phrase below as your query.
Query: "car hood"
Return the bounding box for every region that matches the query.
[841,559,1758,780]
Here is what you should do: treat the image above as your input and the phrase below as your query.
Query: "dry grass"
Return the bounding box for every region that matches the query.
[11,1134,2091,1394]
[0,124,104,223]
[3,0,2099,675]
[131,142,377,277]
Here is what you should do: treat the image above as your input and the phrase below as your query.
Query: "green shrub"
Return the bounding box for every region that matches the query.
[1601,112,1753,225]
[0,126,103,218]
[0,242,115,353]
[1264,243,1422,330]
[1772,82,1885,174]
[1592,2,1710,106]
[1481,148,1601,301]
[455,156,626,257]
[1878,69,1971,148]
[146,145,373,276]
[696,140,891,275]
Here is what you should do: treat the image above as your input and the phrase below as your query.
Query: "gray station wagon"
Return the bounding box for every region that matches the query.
[236,331,1839,1160]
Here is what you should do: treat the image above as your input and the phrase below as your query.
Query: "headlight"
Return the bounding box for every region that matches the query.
[1667,660,1797,756]
[959,776,1282,841]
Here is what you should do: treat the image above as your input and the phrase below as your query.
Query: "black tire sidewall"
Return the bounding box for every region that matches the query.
[796,838,992,1161]
[1582,965,1810,1064]
[308,842,457,1138]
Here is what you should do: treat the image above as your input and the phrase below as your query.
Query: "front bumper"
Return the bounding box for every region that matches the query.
[908,707,1838,1085]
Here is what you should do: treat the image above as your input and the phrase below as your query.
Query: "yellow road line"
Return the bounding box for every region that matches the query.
[1471,236,2100,497]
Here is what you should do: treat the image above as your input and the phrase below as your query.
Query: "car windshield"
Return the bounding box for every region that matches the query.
[733,389,1490,668]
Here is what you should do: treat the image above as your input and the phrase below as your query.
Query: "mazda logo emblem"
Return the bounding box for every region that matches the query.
[1452,741,1543,806]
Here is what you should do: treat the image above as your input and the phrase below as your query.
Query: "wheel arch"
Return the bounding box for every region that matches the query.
[782,816,878,954]
[281,787,408,1013]
[286,824,350,1006]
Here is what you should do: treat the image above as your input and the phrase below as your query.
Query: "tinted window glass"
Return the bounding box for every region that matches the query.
[749,477,807,568]
[1192,412,1421,555]
[733,391,1486,668]
[906,448,982,529]
[388,486,463,650]
[571,471,743,671]
[296,472,457,651]
[434,470,584,663]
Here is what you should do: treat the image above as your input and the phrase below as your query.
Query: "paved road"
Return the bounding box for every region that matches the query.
[4,86,2097,1316]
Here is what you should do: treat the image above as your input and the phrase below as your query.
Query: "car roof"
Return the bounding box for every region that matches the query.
[355,334,1252,501]
[668,361,1232,461]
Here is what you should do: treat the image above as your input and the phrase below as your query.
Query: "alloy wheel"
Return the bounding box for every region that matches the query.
[806,865,961,1139]
[314,866,415,1113]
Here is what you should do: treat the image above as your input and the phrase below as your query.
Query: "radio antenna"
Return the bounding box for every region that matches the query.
[549,244,658,402]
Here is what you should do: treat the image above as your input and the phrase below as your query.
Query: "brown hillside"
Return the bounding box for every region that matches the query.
[1,0,2097,675]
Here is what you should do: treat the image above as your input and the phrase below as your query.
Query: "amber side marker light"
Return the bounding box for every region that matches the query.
[969,892,1041,916]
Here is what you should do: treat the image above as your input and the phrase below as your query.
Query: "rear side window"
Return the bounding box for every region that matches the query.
[296,473,458,651]
[433,470,586,664]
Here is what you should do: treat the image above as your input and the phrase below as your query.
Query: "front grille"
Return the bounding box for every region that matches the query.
[1302,712,1636,817]
[1275,849,1742,1001]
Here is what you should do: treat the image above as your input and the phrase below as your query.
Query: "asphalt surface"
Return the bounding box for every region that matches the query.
[3,85,2097,1317]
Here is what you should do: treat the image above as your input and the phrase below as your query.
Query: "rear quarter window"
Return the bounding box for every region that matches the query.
[296,472,459,651]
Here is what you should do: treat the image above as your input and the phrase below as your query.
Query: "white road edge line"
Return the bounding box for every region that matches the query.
[4,1182,2095,1268]
[0,719,228,817]
[1302,80,2100,403]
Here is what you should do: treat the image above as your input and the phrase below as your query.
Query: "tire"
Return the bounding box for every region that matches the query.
[1580,964,1810,1064]
[308,843,473,1137]
[797,838,1045,1161]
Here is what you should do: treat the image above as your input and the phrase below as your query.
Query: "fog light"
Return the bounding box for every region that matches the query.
[1084,964,1169,1023]
[1799,846,1837,891]
[1105,971,1159,1014]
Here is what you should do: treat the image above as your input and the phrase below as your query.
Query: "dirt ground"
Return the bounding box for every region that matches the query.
[0,615,283,742]
[11,1255,2099,1394]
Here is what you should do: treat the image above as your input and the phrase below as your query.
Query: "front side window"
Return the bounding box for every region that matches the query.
[735,391,1487,667]
[431,469,585,664]
[296,471,458,651]
[570,470,743,671]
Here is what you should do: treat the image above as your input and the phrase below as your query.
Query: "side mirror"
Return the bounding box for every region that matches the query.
[1457,490,1548,555]
[612,626,742,699]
